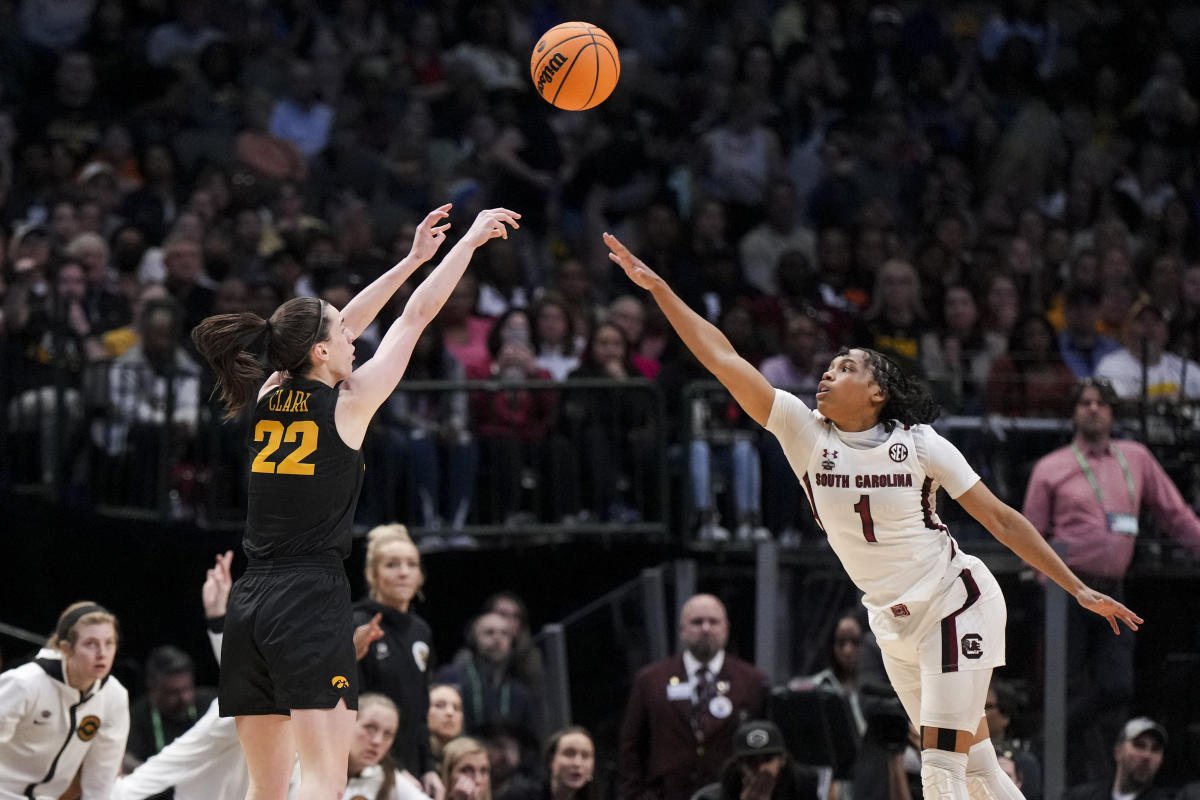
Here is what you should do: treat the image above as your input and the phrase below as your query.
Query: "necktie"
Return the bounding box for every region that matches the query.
[694,665,716,714]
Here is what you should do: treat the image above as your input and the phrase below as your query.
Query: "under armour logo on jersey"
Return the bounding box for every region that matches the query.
[822,448,840,471]
[822,449,839,459]
[889,443,909,462]
[961,633,983,659]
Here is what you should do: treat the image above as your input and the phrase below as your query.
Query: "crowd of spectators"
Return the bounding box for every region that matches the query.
[4,0,1200,792]
[6,0,1200,540]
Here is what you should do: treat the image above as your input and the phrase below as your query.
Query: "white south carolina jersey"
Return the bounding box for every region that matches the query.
[765,389,985,612]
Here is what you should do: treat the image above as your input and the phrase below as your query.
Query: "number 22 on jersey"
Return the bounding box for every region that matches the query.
[251,420,319,475]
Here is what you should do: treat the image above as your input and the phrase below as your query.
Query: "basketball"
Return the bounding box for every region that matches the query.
[530,22,620,111]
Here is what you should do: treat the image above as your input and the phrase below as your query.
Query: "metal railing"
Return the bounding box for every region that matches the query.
[11,362,1200,537]
[3,368,674,539]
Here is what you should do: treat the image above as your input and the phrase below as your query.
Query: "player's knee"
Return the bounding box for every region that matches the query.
[920,749,969,800]
[964,740,1023,800]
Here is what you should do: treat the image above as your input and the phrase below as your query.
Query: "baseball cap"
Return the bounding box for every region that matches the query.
[733,720,785,759]
[869,4,904,27]
[1119,716,1167,746]
[1128,297,1166,322]
[76,160,115,184]
[12,221,49,248]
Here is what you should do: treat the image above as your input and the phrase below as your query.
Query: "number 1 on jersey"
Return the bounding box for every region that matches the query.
[853,495,877,542]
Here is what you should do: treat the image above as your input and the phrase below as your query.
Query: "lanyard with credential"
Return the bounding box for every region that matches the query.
[1071,443,1136,510]
[465,660,510,720]
[150,704,197,754]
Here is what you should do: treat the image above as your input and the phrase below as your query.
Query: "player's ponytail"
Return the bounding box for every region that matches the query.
[852,347,942,430]
[192,296,328,419]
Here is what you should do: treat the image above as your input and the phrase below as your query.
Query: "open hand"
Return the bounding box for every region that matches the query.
[739,761,781,800]
[409,203,454,263]
[353,612,385,660]
[201,550,234,619]
[422,770,446,800]
[463,208,521,248]
[603,232,663,292]
[1075,587,1143,635]
[449,774,482,800]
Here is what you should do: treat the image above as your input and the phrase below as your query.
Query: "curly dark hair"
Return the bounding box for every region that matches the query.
[839,346,942,429]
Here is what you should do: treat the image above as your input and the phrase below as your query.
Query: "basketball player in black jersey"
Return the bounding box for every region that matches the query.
[191,204,520,800]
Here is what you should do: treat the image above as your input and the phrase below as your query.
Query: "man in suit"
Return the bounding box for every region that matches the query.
[619,594,769,800]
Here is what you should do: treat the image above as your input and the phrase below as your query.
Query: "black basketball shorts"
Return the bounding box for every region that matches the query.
[219,554,359,716]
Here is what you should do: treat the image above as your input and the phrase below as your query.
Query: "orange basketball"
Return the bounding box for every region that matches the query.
[530,22,620,111]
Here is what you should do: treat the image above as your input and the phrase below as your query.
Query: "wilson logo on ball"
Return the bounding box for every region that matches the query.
[530,21,620,110]
[536,52,568,93]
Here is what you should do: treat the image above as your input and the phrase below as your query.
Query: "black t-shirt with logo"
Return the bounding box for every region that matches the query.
[244,377,364,560]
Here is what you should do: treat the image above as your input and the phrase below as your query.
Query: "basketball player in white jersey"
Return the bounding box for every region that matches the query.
[602,232,1142,800]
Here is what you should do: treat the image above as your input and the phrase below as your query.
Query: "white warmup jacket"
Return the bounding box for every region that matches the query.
[290,763,434,800]
[0,651,130,800]
[111,698,245,800]
[113,628,248,800]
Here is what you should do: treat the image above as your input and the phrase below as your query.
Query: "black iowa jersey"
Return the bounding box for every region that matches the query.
[243,377,364,560]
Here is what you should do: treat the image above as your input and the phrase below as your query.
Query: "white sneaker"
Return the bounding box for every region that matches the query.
[697,521,731,542]
[778,528,804,548]
[736,523,772,542]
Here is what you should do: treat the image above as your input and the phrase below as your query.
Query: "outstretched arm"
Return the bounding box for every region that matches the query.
[340,204,453,339]
[603,232,776,425]
[338,208,521,443]
[957,481,1143,634]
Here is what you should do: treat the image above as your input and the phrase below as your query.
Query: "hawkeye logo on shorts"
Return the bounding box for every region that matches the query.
[77,715,101,741]
[961,633,983,659]
[889,443,909,462]
[331,675,350,690]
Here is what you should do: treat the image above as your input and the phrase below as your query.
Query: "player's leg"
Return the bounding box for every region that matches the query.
[236,714,294,800]
[965,706,1024,800]
[291,701,357,799]
[223,571,293,800]
[917,668,992,799]
[264,564,358,799]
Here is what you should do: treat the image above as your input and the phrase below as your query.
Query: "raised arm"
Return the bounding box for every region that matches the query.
[337,208,521,445]
[201,550,233,665]
[340,204,452,340]
[956,481,1144,634]
[603,232,776,425]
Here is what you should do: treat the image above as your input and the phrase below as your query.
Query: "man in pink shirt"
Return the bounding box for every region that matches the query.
[1023,377,1200,783]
